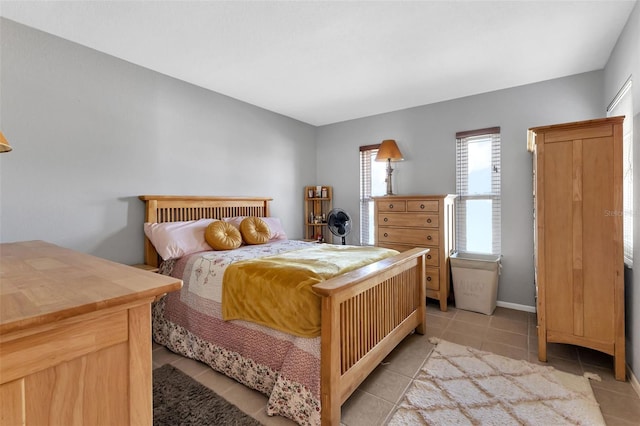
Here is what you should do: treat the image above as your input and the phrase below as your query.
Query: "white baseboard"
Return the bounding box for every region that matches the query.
[496,300,536,313]
[629,365,640,398]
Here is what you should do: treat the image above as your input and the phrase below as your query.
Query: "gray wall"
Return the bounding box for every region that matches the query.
[0,18,316,263]
[604,0,640,381]
[316,71,604,309]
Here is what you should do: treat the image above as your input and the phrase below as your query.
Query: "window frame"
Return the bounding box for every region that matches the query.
[607,76,633,267]
[359,144,380,246]
[455,127,501,255]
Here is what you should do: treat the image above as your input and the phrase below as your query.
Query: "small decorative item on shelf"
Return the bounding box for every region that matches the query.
[321,187,328,198]
[316,233,324,243]
[315,185,322,197]
[308,189,314,198]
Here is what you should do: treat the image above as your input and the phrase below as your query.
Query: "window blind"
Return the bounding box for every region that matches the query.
[360,144,379,246]
[455,128,501,255]
[607,77,633,266]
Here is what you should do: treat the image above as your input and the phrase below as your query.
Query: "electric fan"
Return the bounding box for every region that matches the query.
[327,208,352,245]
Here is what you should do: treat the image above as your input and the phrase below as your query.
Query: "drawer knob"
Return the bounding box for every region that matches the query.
[427,254,432,259]
[420,204,425,209]
[384,233,389,237]
[388,204,394,209]
[427,235,432,241]
[427,218,432,223]
[427,276,432,282]
[384,217,388,222]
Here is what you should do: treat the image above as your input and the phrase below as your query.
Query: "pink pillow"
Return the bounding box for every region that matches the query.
[223,216,288,241]
[143,218,217,260]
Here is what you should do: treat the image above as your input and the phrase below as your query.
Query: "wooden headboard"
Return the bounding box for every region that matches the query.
[139,195,272,267]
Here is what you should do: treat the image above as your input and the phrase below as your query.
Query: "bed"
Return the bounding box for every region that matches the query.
[140,195,428,425]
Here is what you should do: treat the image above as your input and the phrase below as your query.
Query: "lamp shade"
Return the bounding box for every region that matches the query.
[0,131,12,153]
[375,139,403,162]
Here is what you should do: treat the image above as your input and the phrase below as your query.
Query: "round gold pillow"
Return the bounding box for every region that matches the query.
[240,217,271,245]
[205,221,242,250]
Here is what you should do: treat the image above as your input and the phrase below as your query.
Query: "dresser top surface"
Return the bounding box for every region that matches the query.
[0,240,182,334]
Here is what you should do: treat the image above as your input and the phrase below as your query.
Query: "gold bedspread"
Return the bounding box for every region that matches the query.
[222,244,399,337]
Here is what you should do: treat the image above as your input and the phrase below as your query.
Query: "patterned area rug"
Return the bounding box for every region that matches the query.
[388,339,605,425]
[153,364,262,426]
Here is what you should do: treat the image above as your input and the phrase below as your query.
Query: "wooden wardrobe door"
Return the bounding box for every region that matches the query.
[582,136,616,341]
[543,140,573,336]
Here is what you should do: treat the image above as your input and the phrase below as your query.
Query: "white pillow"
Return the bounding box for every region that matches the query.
[144,218,217,260]
[223,216,288,241]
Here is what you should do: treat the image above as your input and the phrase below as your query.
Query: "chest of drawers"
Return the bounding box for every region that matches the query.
[374,195,456,311]
[0,241,182,425]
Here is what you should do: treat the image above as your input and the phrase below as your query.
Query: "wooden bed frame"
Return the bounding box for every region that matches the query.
[139,195,428,425]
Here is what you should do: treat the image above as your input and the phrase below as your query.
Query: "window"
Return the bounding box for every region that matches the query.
[607,77,633,266]
[455,127,501,255]
[359,144,387,245]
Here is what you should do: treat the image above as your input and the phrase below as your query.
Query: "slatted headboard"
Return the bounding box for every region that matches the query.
[139,195,272,267]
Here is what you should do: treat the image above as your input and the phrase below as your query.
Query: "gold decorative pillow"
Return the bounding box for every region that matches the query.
[240,217,271,245]
[205,221,242,250]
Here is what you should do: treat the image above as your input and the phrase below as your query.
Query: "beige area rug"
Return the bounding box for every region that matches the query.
[388,339,605,425]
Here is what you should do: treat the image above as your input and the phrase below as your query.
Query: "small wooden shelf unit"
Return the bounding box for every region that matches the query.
[304,185,333,242]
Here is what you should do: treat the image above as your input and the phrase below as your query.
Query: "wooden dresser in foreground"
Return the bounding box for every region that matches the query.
[374,194,456,311]
[0,240,182,425]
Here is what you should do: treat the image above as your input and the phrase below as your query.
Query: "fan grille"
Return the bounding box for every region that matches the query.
[328,208,352,244]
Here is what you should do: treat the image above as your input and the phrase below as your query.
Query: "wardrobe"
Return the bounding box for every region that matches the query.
[528,116,625,380]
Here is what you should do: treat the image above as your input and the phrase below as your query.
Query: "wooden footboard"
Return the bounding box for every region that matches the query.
[313,247,427,425]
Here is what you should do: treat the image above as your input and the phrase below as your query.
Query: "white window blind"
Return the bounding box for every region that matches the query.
[359,144,386,245]
[455,127,501,255]
[607,77,633,266]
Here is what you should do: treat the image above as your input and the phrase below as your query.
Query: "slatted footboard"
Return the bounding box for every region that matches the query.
[313,247,428,425]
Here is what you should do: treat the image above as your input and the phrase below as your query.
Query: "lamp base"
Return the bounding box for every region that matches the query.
[385,159,394,195]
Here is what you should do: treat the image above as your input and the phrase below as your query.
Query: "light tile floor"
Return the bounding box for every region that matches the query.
[152,301,640,425]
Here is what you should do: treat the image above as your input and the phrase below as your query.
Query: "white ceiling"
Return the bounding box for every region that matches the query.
[0,0,636,126]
